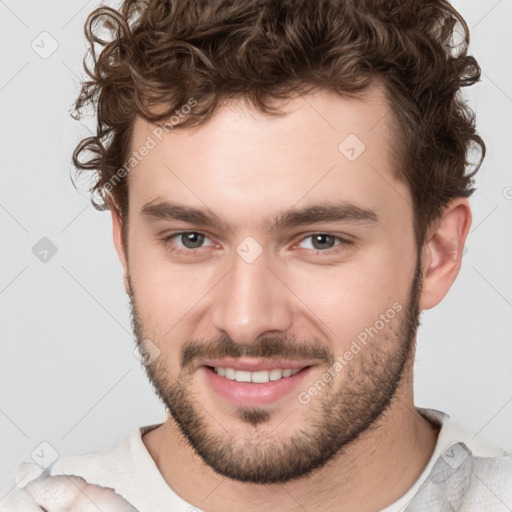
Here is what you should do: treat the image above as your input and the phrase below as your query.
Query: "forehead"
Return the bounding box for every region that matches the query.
[126,86,411,230]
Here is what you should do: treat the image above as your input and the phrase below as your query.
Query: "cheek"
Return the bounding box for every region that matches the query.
[131,265,207,326]
[128,236,178,314]
[127,235,222,335]
[284,247,415,350]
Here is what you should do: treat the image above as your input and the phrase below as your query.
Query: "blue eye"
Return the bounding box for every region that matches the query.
[175,232,206,249]
[164,231,215,253]
[162,231,352,258]
[298,234,350,251]
[300,234,339,250]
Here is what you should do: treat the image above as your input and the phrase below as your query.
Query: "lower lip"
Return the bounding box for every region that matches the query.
[201,366,313,407]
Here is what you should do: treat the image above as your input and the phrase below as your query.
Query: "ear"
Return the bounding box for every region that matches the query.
[419,198,472,310]
[109,198,130,294]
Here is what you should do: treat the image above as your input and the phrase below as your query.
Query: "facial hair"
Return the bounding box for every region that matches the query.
[128,257,423,484]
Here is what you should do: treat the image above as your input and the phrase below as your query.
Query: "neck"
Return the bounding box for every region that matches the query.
[143,387,439,511]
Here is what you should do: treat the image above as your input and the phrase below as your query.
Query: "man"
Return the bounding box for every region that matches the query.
[5,0,511,510]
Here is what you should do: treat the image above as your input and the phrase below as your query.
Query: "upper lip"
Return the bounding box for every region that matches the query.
[200,357,314,372]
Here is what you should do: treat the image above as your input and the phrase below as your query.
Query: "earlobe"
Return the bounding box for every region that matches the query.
[419,199,472,310]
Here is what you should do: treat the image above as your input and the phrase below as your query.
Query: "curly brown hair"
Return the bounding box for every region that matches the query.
[72,0,484,249]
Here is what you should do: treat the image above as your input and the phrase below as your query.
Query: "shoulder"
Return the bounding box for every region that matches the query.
[400,409,512,511]
[468,452,512,497]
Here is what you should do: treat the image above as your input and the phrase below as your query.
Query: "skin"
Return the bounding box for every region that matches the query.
[110,85,472,512]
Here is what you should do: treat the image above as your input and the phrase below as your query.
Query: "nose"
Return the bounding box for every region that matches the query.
[210,249,294,345]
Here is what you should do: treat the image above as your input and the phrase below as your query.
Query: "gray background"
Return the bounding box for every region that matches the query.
[1,0,511,500]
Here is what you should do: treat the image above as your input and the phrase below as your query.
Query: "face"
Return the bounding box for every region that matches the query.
[117,86,422,484]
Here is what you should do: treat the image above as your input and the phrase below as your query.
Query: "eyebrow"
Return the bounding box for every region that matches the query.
[140,200,378,232]
[268,203,378,231]
[142,201,232,231]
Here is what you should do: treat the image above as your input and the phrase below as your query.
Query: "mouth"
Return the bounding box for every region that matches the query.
[209,365,306,383]
[199,359,315,407]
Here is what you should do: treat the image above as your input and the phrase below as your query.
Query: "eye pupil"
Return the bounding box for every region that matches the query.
[182,232,204,249]
[312,234,335,250]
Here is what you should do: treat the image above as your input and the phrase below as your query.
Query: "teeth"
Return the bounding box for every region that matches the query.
[269,369,283,381]
[251,370,270,383]
[213,367,301,383]
[235,370,252,383]
[224,367,236,380]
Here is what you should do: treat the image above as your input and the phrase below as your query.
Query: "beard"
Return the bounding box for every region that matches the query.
[127,257,423,484]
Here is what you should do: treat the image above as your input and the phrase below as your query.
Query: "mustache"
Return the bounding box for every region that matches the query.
[180,333,335,370]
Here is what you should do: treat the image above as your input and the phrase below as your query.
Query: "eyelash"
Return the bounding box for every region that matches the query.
[162,231,353,256]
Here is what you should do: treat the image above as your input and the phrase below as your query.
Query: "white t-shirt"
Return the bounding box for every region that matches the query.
[3,408,511,511]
